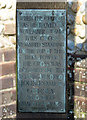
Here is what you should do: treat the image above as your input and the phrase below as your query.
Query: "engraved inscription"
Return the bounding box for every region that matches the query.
[17,9,66,112]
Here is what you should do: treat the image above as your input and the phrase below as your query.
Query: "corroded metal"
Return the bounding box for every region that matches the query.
[17,9,66,113]
[16,2,66,9]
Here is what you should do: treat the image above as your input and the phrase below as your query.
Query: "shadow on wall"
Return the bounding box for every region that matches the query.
[67,1,87,119]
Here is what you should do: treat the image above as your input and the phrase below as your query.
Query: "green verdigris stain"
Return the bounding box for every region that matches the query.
[17,9,66,113]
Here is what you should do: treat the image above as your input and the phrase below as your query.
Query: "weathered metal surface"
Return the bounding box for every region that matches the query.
[16,2,66,9]
[17,9,66,113]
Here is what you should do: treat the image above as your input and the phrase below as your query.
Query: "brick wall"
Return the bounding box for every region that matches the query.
[0,0,87,119]
[74,57,87,119]
[68,54,87,119]
[0,0,16,119]
[67,0,87,119]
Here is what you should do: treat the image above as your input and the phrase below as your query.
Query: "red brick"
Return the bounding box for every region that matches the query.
[79,69,87,83]
[6,103,16,113]
[0,61,16,76]
[0,48,16,62]
[0,89,16,104]
[74,97,86,103]
[0,49,3,62]
[1,91,12,105]
[4,49,16,61]
[74,83,85,97]
[85,84,87,97]
[0,89,16,105]
[0,76,16,90]
[1,103,16,118]
[74,96,86,113]
[4,23,16,35]
[74,69,80,82]
[75,68,87,83]
[85,99,87,112]
[0,54,2,62]
[74,85,80,96]
[75,58,87,69]
[12,90,16,101]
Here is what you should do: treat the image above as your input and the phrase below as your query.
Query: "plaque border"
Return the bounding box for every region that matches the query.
[16,2,66,9]
[16,2,69,119]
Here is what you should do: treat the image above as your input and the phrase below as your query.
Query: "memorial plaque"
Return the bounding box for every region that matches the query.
[17,9,66,113]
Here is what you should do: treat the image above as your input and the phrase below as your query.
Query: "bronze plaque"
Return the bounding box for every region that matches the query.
[17,9,66,113]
